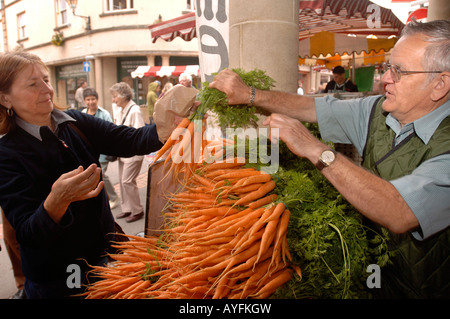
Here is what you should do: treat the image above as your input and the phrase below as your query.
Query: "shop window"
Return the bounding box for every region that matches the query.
[55,63,87,109]
[105,0,134,11]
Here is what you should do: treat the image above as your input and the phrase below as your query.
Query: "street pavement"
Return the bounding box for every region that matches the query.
[0,158,151,299]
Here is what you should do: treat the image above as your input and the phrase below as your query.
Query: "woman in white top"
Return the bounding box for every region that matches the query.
[109,82,145,223]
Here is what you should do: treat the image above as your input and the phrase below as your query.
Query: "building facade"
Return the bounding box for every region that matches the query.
[0,0,199,116]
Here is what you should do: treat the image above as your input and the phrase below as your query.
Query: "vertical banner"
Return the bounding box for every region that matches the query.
[195,0,230,83]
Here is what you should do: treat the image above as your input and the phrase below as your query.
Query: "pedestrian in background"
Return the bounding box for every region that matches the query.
[75,79,87,109]
[110,82,146,223]
[179,72,194,88]
[158,82,173,99]
[82,87,119,209]
[146,80,160,124]
[323,65,358,93]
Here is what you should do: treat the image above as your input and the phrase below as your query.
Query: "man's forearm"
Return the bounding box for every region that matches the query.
[254,89,317,123]
[320,153,419,234]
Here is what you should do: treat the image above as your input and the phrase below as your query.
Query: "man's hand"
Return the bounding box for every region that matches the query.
[44,164,104,223]
[263,113,327,164]
[209,69,251,105]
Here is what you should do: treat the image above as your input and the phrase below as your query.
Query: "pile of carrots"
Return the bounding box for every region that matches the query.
[83,132,301,299]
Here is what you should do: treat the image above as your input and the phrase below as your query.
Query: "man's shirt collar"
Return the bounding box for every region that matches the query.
[386,100,450,145]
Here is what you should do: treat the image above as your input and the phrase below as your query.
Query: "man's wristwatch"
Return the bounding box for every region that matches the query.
[316,149,337,170]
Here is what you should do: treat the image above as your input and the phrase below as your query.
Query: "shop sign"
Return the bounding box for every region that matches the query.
[56,63,85,79]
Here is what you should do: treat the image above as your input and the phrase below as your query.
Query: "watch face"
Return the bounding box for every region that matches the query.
[321,150,335,165]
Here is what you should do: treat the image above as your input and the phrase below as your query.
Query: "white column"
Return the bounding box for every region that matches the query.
[162,55,170,66]
[228,0,299,93]
[147,55,155,66]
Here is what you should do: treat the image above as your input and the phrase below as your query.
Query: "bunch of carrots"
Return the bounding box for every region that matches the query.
[151,109,209,184]
[83,147,301,299]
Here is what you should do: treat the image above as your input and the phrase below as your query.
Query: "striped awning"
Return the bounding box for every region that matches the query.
[131,65,200,79]
[148,12,196,43]
[298,0,404,40]
[148,1,404,43]
[299,31,397,58]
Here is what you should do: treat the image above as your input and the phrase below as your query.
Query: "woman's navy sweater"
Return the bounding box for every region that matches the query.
[0,110,163,284]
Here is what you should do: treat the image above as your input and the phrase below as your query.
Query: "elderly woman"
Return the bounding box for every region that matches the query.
[109,82,146,223]
[0,51,163,298]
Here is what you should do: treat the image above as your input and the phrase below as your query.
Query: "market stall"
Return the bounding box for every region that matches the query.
[82,1,406,300]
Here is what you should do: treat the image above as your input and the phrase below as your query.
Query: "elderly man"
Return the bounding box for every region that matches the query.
[179,72,194,88]
[210,19,450,298]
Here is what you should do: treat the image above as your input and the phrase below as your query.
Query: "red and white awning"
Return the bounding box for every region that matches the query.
[298,0,404,40]
[131,65,200,79]
[148,12,196,43]
[148,1,404,43]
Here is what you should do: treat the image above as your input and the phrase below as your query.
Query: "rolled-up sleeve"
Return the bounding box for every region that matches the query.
[390,154,450,240]
[315,95,381,155]
[314,95,450,241]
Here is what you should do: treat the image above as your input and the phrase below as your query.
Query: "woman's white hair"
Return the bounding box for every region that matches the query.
[179,72,192,82]
[109,82,133,101]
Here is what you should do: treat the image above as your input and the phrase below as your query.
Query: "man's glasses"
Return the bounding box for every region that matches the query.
[381,62,442,83]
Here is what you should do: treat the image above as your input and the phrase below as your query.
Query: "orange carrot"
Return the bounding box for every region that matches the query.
[271,209,291,269]
[238,258,273,298]
[233,172,272,187]
[218,239,261,281]
[199,159,246,172]
[217,170,264,181]
[233,180,276,206]
[152,117,191,164]
[250,268,293,299]
[191,173,215,188]
[263,201,286,224]
[248,193,278,210]
[174,120,195,163]
[205,167,255,180]
[254,205,285,265]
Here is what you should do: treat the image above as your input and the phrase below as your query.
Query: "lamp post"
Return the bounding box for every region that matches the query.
[66,0,91,31]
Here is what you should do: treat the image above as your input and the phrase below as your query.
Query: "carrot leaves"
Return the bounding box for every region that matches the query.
[271,142,392,299]
[198,68,275,129]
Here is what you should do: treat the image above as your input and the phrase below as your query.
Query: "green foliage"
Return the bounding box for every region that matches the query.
[199,68,392,299]
[198,68,275,128]
[270,142,392,299]
[229,139,392,298]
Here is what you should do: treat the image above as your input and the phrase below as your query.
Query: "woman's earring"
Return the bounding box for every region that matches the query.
[7,108,13,117]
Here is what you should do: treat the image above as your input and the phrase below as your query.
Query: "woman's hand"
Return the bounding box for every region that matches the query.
[44,164,104,224]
